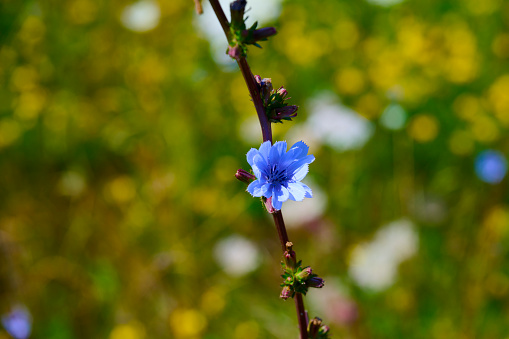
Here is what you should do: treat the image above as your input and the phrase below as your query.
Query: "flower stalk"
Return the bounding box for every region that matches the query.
[206,1,328,338]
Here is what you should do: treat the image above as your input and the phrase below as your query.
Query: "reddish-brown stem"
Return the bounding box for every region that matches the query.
[208,0,272,143]
[272,210,289,252]
[237,57,273,143]
[295,293,309,339]
[208,1,306,338]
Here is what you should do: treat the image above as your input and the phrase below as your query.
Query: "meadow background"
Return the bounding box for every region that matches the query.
[1,0,509,338]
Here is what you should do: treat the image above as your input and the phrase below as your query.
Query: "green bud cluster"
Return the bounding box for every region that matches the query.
[227,1,277,59]
[279,243,324,300]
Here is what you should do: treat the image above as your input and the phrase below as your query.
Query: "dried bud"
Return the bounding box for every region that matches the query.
[295,267,312,282]
[280,285,292,300]
[307,276,325,288]
[194,0,203,14]
[228,44,242,60]
[273,105,298,120]
[235,169,256,184]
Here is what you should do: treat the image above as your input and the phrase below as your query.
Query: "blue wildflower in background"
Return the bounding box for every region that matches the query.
[1,305,32,339]
[475,150,507,184]
[246,141,314,210]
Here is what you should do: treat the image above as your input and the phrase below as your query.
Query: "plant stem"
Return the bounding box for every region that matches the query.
[208,0,272,143]
[237,57,273,143]
[272,211,289,253]
[295,293,309,339]
[275,211,308,339]
[208,1,307,337]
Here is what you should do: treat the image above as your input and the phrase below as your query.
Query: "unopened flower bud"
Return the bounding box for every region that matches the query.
[243,27,277,41]
[274,105,298,120]
[319,325,330,334]
[230,0,246,25]
[260,79,272,105]
[276,86,288,99]
[295,267,312,282]
[235,169,256,184]
[308,317,323,337]
[307,276,325,288]
[228,44,242,59]
[280,285,292,300]
[284,242,297,269]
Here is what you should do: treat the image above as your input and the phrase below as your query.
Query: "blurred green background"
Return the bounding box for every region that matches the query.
[1,0,509,338]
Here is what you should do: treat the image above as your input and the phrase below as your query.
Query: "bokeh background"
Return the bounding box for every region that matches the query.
[1,0,509,338]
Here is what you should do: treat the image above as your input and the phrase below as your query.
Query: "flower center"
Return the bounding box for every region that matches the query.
[268,164,287,185]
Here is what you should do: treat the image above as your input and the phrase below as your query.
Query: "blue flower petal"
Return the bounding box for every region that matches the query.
[287,154,315,175]
[273,141,287,157]
[271,186,284,210]
[289,141,309,159]
[253,154,269,177]
[279,141,310,168]
[292,164,309,182]
[287,182,308,201]
[279,185,290,201]
[247,180,264,197]
[301,182,313,198]
[247,148,259,167]
[259,141,272,161]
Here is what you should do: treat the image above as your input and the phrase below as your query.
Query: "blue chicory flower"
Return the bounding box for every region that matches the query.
[246,140,314,210]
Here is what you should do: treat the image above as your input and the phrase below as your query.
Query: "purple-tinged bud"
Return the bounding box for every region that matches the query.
[319,325,330,334]
[243,27,277,41]
[254,76,273,104]
[295,267,312,282]
[235,169,256,184]
[308,317,323,338]
[280,285,292,300]
[230,0,246,25]
[273,105,298,120]
[228,45,242,60]
[259,78,272,104]
[307,276,325,288]
[283,242,297,269]
[260,77,272,89]
[276,86,288,99]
